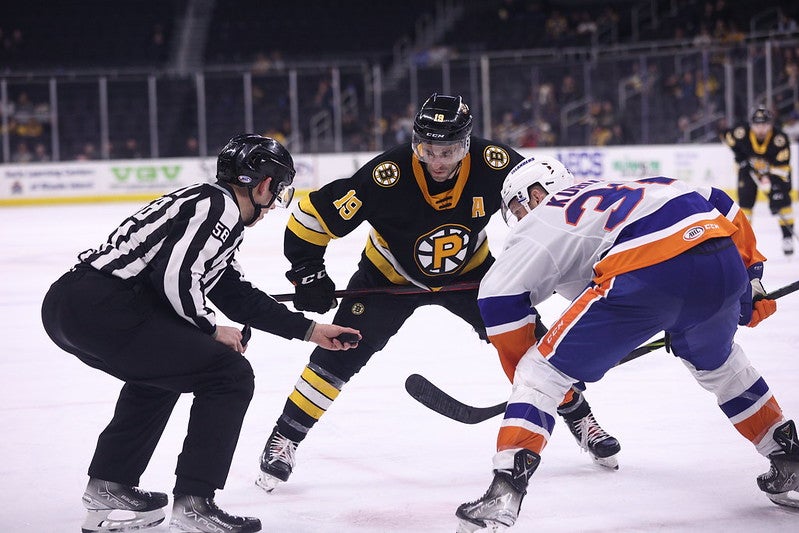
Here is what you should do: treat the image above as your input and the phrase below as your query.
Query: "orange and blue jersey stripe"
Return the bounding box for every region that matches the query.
[720,377,783,444]
[497,402,556,454]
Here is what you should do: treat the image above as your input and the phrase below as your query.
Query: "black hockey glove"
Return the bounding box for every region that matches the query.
[285,262,337,313]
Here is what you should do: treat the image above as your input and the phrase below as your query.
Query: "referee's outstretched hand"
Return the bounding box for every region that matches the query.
[310,323,361,350]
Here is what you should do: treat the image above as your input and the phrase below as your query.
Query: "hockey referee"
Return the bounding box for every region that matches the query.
[41,134,359,533]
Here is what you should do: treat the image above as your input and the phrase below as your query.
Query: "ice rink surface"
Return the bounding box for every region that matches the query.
[1,199,798,532]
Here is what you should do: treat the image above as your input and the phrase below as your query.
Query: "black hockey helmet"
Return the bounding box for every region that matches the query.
[217,134,296,208]
[412,93,472,163]
[750,106,773,124]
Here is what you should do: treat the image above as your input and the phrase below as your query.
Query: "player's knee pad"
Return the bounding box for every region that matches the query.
[683,343,761,403]
[513,351,575,409]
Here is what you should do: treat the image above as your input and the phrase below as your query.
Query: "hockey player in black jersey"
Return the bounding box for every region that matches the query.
[41,134,359,533]
[722,106,794,255]
[257,94,622,493]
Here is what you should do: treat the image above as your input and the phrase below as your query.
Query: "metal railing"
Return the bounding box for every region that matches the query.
[2,31,797,163]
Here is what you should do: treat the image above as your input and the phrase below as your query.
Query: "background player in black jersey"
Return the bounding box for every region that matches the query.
[41,134,359,533]
[722,106,794,255]
[257,94,622,493]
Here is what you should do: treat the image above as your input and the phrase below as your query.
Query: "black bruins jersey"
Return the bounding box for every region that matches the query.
[722,125,791,181]
[285,137,524,289]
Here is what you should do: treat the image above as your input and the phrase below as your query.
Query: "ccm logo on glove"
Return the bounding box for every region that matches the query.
[286,262,337,313]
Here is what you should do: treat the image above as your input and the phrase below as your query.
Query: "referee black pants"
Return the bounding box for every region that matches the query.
[41,266,254,498]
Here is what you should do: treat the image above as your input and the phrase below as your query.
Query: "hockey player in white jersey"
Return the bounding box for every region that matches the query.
[456,156,797,532]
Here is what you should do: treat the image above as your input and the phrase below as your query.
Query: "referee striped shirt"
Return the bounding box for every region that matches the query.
[78,182,311,339]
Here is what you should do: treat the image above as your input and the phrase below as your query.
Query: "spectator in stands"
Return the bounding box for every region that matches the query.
[692,23,713,47]
[33,142,50,162]
[103,141,117,160]
[184,136,200,157]
[777,10,798,32]
[75,142,98,161]
[11,141,33,163]
[493,111,523,146]
[13,92,35,121]
[263,117,292,147]
[608,123,627,145]
[589,124,613,146]
[251,52,272,75]
[120,137,143,159]
[311,78,333,115]
[516,123,539,147]
[572,10,597,45]
[391,103,416,145]
[676,115,692,143]
[16,116,44,140]
[545,10,569,44]
[596,7,619,35]
[558,74,581,107]
[531,116,556,146]
[678,70,701,118]
[778,47,798,87]
[694,68,721,111]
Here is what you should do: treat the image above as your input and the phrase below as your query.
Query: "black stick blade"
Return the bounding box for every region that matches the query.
[404,374,506,424]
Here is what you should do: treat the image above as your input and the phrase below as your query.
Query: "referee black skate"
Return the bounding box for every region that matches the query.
[41,134,360,533]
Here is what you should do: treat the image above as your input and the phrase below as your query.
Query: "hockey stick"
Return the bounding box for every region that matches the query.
[406,279,799,425]
[404,337,666,425]
[269,281,480,302]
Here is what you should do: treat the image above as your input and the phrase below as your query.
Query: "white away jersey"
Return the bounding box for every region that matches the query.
[478,177,764,351]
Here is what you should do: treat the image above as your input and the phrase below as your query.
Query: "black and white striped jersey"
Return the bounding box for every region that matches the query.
[79,182,311,339]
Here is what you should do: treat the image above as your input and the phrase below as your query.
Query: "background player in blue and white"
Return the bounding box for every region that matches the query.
[456,156,798,532]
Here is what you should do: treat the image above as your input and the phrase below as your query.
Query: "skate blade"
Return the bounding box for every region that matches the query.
[82,508,165,532]
[169,517,211,532]
[767,490,799,509]
[456,518,509,532]
[255,472,282,493]
[591,454,619,470]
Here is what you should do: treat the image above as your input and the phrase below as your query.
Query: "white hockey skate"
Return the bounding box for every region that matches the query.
[256,428,297,493]
[456,450,539,532]
[758,420,799,509]
[81,478,168,533]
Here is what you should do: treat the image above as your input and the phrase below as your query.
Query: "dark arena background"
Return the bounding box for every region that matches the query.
[1,2,799,532]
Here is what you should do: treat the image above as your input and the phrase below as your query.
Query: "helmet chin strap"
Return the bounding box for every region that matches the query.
[244,186,275,226]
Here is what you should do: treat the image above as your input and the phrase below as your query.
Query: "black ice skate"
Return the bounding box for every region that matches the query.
[456,449,540,532]
[757,419,799,508]
[170,495,261,533]
[256,427,298,493]
[81,477,168,533]
[558,393,621,470]
[782,237,794,256]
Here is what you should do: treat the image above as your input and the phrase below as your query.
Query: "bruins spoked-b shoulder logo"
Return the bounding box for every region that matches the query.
[415,224,471,276]
[372,161,400,187]
[484,146,510,170]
